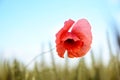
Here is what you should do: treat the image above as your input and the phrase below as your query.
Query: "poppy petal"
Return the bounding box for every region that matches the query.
[56,19,75,44]
[79,44,91,56]
[71,19,92,44]
[68,51,75,58]
[61,32,80,42]
[71,19,92,57]
[56,44,65,58]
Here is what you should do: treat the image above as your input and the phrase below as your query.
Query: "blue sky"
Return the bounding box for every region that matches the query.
[0,0,120,66]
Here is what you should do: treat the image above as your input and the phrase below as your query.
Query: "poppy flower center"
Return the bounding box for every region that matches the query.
[64,39,75,45]
[64,39,77,50]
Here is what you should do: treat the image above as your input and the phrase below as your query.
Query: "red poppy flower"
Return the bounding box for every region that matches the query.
[55,19,92,58]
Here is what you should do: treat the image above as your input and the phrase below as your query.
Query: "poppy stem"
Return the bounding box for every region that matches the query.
[25,47,55,68]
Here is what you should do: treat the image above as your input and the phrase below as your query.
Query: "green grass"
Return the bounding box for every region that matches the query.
[0,47,120,80]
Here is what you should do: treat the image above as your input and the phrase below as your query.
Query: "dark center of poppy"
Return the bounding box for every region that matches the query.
[64,39,75,45]
[64,39,77,50]
[64,38,83,50]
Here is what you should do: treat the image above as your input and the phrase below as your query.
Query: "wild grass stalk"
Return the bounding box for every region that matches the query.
[49,42,60,80]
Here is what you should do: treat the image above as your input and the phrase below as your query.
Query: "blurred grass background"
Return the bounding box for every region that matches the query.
[0,23,120,80]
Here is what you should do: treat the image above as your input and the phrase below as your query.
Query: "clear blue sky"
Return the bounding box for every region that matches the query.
[0,0,119,66]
